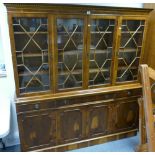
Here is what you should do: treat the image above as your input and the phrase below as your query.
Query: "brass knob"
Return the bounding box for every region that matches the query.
[34,103,40,110]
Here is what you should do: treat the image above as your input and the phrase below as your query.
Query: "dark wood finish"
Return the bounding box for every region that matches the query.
[18,111,56,151]
[5,3,152,152]
[113,100,139,132]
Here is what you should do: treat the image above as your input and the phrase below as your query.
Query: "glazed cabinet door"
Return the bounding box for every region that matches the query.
[55,15,86,91]
[11,15,51,95]
[18,111,56,151]
[116,17,147,83]
[88,16,117,87]
[113,100,139,132]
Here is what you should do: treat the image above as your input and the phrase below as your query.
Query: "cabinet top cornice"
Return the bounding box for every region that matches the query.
[4,3,152,15]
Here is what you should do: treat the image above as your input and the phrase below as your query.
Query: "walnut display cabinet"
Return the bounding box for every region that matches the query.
[5,3,152,152]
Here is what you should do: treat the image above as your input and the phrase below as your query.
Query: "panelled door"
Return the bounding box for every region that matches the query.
[115,17,147,83]
[113,99,139,132]
[18,111,56,151]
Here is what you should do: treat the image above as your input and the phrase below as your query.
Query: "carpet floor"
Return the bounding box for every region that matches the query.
[70,135,139,152]
[0,135,139,152]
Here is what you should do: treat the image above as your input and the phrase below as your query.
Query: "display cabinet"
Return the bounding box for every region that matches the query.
[5,3,152,151]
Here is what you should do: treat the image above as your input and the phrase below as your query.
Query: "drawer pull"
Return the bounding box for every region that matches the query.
[34,103,40,110]
[127,91,131,95]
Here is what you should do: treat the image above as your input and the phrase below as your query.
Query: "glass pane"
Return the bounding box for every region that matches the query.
[57,18,84,90]
[13,17,50,94]
[89,19,115,86]
[117,20,145,82]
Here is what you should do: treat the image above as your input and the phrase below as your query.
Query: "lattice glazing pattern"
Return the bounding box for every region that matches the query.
[117,20,145,82]
[13,17,50,93]
[57,19,84,90]
[89,19,115,86]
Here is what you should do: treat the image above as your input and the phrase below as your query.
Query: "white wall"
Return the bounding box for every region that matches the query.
[0,3,19,148]
[0,30,4,64]
[0,2,143,148]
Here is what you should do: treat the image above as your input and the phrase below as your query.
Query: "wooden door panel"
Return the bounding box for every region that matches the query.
[59,108,83,142]
[88,103,109,137]
[114,100,139,131]
[19,112,56,150]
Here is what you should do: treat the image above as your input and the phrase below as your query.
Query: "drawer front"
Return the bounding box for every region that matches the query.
[114,89,141,99]
[16,100,68,113]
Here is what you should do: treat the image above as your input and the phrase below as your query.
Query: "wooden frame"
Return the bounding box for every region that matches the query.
[87,15,117,88]
[115,16,148,85]
[54,14,88,93]
[8,12,53,97]
[137,64,155,152]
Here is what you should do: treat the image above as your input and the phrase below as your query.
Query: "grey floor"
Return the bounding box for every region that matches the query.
[71,134,139,152]
[0,135,139,152]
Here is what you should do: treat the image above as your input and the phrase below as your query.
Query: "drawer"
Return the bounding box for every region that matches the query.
[16,99,70,113]
[16,101,56,113]
[67,93,115,105]
[114,88,142,99]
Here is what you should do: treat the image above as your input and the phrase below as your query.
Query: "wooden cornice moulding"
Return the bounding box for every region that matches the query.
[4,3,153,15]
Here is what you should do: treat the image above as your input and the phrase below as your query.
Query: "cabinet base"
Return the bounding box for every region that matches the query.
[33,129,138,152]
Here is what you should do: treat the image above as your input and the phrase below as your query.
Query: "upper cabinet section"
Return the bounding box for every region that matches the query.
[12,17,51,94]
[5,4,152,96]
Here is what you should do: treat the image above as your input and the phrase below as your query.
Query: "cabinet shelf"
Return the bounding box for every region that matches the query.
[121,31,143,34]
[58,49,112,55]
[57,32,83,34]
[58,66,137,76]
[18,70,49,76]
[17,52,48,57]
[58,68,110,76]
[14,32,48,34]
[90,31,143,34]
[119,48,139,53]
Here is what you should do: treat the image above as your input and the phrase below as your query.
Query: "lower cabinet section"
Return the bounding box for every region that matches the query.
[17,97,139,151]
